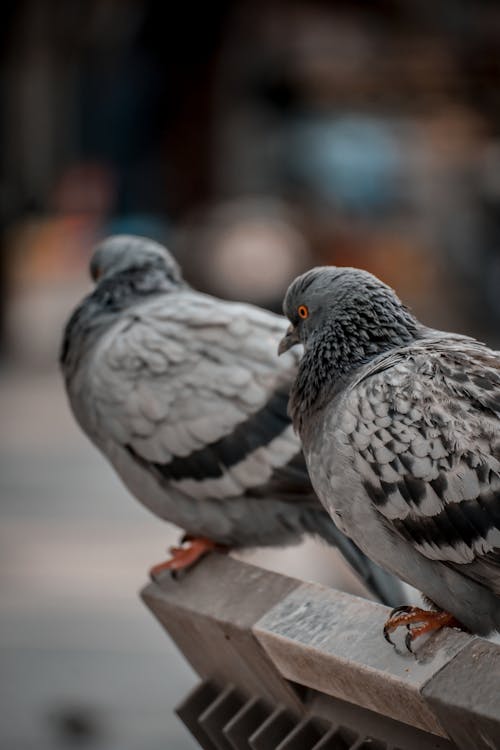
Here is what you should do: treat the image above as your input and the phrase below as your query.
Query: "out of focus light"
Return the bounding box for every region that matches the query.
[290,115,400,213]
[208,215,309,304]
[178,197,312,307]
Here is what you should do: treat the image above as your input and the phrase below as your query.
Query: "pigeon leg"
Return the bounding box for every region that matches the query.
[383,605,464,650]
[149,537,227,580]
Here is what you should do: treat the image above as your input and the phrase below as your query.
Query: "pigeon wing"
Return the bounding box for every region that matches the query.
[341,340,500,592]
[82,290,304,502]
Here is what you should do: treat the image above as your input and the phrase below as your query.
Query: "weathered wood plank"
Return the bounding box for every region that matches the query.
[252,581,474,736]
[422,639,500,750]
[141,553,305,712]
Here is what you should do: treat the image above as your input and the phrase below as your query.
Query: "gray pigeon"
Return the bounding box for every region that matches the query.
[280,265,500,644]
[60,235,404,605]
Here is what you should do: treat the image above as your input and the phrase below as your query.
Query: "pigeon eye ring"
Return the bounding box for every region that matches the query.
[298,305,309,319]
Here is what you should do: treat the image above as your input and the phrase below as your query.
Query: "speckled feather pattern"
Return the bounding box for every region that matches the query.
[341,339,500,561]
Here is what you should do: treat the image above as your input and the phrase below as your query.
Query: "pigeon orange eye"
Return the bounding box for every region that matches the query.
[298,305,309,320]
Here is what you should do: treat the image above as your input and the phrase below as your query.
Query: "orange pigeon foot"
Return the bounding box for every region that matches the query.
[383,605,465,651]
[149,537,228,581]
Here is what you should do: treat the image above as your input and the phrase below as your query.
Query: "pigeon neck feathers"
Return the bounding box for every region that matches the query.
[60,257,185,375]
[289,281,423,435]
[90,256,185,310]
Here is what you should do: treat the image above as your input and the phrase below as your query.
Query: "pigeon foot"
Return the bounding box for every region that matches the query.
[383,605,464,651]
[149,537,227,580]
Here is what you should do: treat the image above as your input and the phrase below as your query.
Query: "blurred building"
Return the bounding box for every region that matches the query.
[2,0,500,365]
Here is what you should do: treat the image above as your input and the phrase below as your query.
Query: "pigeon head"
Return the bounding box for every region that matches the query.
[90,235,183,286]
[280,265,421,379]
[61,236,184,374]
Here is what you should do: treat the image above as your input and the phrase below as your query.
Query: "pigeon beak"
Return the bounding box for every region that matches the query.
[278,325,300,356]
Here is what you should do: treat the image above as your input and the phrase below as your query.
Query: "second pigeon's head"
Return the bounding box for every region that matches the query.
[90,235,183,286]
[279,266,420,358]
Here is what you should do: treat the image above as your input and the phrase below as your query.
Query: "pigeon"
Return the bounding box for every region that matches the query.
[60,235,404,605]
[280,265,500,646]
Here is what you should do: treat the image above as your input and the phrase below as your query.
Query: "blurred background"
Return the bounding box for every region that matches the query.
[2,1,500,748]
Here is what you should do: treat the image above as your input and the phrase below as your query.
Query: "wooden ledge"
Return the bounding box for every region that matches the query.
[141,553,500,750]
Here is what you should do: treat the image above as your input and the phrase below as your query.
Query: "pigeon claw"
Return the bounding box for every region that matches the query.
[383,606,464,650]
[149,537,227,581]
[383,605,413,645]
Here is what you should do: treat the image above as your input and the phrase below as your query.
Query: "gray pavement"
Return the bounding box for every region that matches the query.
[0,369,198,749]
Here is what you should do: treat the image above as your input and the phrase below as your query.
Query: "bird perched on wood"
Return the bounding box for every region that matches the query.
[280,265,500,647]
[60,235,404,605]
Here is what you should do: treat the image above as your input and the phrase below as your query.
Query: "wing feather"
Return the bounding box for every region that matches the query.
[342,339,500,575]
[84,291,302,501]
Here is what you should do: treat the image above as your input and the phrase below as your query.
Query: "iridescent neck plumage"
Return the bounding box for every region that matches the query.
[290,308,422,436]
